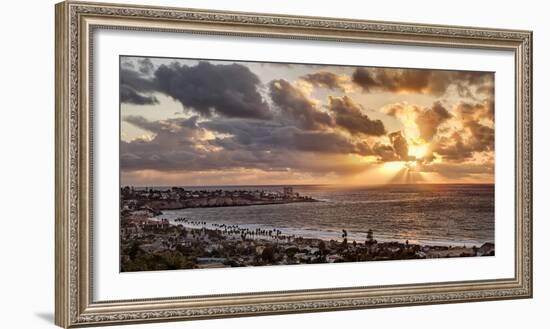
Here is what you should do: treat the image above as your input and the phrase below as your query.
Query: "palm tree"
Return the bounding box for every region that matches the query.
[366,229,374,244]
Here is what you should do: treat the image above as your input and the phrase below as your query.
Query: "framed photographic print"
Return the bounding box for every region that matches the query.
[55,1,532,327]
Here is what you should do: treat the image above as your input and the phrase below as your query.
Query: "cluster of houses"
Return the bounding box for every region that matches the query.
[120,186,316,214]
[122,186,304,203]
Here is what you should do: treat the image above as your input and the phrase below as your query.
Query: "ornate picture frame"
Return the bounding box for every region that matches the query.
[55,1,532,327]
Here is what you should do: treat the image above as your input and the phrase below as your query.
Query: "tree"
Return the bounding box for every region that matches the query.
[261,246,275,263]
[318,240,327,255]
[366,229,374,244]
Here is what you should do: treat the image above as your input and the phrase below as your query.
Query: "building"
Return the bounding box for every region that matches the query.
[283,186,293,198]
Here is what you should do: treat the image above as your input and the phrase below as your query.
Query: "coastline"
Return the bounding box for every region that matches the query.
[160,210,489,248]
[120,211,495,272]
[142,197,318,212]
[121,186,318,213]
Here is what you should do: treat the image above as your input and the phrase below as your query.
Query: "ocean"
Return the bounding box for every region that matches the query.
[155,184,494,247]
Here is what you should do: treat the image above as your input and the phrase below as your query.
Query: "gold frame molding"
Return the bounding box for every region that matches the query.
[55,1,533,327]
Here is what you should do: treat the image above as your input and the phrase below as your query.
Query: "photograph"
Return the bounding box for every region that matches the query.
[119,56,496,272]
[51,2,534,327]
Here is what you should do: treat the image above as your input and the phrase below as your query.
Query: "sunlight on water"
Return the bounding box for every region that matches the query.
[158,184,494,247]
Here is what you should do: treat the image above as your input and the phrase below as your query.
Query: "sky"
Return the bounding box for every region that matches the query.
[119,56,494,187]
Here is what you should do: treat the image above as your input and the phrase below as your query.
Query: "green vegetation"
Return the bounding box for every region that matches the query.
[121,241,195,271]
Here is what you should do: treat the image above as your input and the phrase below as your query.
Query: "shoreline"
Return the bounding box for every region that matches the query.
[120,212,495,272]
[160,212,490,249]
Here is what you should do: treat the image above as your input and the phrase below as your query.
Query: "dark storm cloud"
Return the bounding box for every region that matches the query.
[301,72,346,92]
[137,58,154,75]
[154,61,272,119]
[120,68,157,93]
[205,120,372,156]
[120,85,159,105]
[293,131,372,154]
[415,101,452,141]
[121,115,376,174]
[352,67,494,97]
[268,79,333,130]
[120,60,271,119]
[202,119,283,147]
[121,115,241,172]
[120,67,159,105]
[328,96,386,136]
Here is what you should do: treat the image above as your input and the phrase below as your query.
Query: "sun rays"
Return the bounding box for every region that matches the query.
[380,160,425,184]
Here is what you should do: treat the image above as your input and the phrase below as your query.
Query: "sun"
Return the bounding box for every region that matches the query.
[406,161,417,170]
[408,143,428,159]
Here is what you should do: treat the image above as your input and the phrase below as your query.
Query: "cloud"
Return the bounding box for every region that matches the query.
[121,115,233,172]
[120,67,159,105]
[301,71,349,92]
[352,67,437,94]
[137,57,154,75]
[430,99,494,162]
[288,129,372,155]
[379,98,494,164]
[415,101,452,141]
[119,58,495,183]
[120,85,159,105]
[352,67,494,97]
[269,79,333,130]
[121,115,376,176]
[372,143,400,162]
[432,122,494,162]
[124,115,202,139]
[120,68,157,93]
[119,59,272,119]
[154,61,272,119]
[328,96,386,136]
[383,103,418,117]
[464,121,494,151]
[433,132,472,161]
[205,119,372,156]
[388,131,414,161]
[455,99,494,123]
[383,101,451,142]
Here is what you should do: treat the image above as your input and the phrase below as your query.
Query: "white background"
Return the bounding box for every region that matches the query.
[0,0,547,328]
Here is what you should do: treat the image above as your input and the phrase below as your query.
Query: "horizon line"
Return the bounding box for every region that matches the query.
[121,182,495,188]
